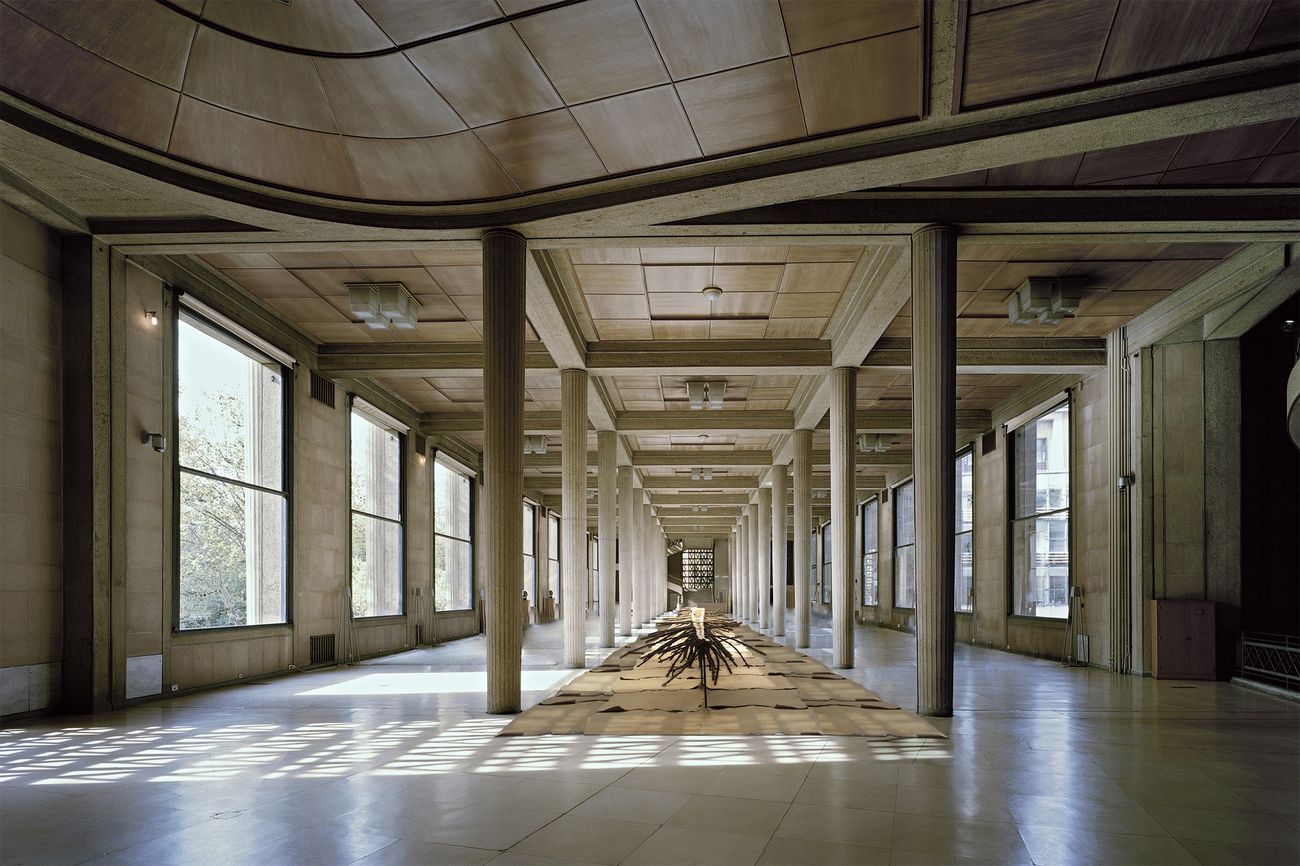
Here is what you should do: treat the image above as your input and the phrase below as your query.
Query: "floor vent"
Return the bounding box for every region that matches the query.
[981,430,997,455]
[310,371,336,408]
[309,634,336,665]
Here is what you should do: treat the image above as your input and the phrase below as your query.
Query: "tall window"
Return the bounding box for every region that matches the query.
[955,450,975,612]
[808,529,818,602]
[861,498,879,606]
[894,481,916,609]
[350,410,402,618]
[433,459,473,612]
[1011,401,1070,618]
[523,503,537,603]
[820,523,832,604]
[177,315,287,629]
[589,534,599,607]
[548,512,561,602]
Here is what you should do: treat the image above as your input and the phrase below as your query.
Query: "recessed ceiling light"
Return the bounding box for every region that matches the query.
[701,285,723,301]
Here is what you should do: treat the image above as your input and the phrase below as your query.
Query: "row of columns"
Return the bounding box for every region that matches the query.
[486,225,956,717]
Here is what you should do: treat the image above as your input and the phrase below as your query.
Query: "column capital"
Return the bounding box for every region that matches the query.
[912,223,957,238]
[482,227,526,243]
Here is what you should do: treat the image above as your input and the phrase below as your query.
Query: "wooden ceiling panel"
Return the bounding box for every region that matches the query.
[961,0,1117,107]
[765,318,828,338]
[313,54,466,138]
[1098,0,1270,80]
[1077,290,1170,317]
[595,320,653,340]
[0,7,179,152]
[647,293,713,318]
[1115,259,1217,291]
[213,268,314,298]
[587,294,650,319]
[1161,159,1265,186]
[286,268,369,297]
[770,292,840,318]
[201,252,280,269]
[1252,153,1300,184]
[795,30,921,135]
[1251,0,1300,50]
[406,24,561,127]
[987,154,1082,187]
[639,0,789,79]
[643,248,715,264]
[651,321,712,340]
[710,320,769,339]
[426,266,483,295]
[172,98,360,197]
[714,246,790,263]
[676,58,806,155]
[262,296,351,324]
[570,86,702,174]
[575,264,647,294]
[778,262,857,293]
[270,252,353,269]
[711,265,785,293]
[201,0,394,53]
[1075,138,1186,185]
[355,0,502,42]
[477,110,609,190]
[185,28,337,132]
[570,248,642,265]
[345,251,421,267]
[450,295,483,320]
[413,251,483,267]
[358,267,442,293]
[300,323,376,343]
[1168,119,1293,169]
[344,133,519,201]
[645,265,713,294]
[514,0,668,103]
[780,0,921,54]
[787,245,865,263]
[5,0,195,88]
[713,292,776,318]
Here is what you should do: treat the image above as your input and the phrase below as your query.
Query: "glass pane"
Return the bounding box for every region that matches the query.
[179,472,285,629]
[178,319,283,490]
[862,551,878,606]
[434,536,473,612]
[352,513,402,617]
[895,482,915,546]
[523,555,537,604]
[523,504,535,555]
[1013,403,1070,519]
[956,451,974,533]
[351,413,400,519]
[1012,513,1070,618]
[895,545,916,609]
[955,532,974,612]
[821,524,832,604]
[548,514,559,552]
[863,499,878,554]
[434,462,471,541]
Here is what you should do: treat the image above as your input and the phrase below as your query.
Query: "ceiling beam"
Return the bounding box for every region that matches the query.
[633,450,773,468]
[587,340,831,376]
[861,337,1107,374]
[317,342,553,377]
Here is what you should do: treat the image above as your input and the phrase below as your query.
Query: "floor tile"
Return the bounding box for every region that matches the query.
[666,793,791,836]
[774,802,895,849]
[624,825,770,866]
[1017,823,1199,866]
[891,812,1033,864]
[700,768,805,803]
[1177,837,1300,866]
[572,785,692,824]
[614,765,724,794]
[757,835,891,865]
[793,775,897,811]
[510,814,659,865]
[349,839,498,866]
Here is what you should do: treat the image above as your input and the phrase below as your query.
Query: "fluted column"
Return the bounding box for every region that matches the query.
[748,506,761,624]
[483,229,526,713]
[830,366,857,669]
[597,431,617,647]
[640,496,654,625]
[771,463,788,638]
[617,465,634,636]
[737,512,749,621]
[757,486,771,630]
[793,430,812,647]
[561,368,589,668]
[913,224,957,716]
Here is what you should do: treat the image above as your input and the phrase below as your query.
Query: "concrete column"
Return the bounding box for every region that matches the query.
[830,366,857,669]
[737,513,749,621]
[640,496,653,625]
[912,224,957,716]
[616,465,633,637]
[757,486,771,630]
[771,464,788,638]
[1108,329,1134,673]
[561,369,588,668]
[483,229,526,713]
[748,507,761,624]
[793,430,812,647]
[597,431,617,648]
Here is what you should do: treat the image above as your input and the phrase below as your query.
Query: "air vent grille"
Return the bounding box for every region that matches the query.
[981,430,997,455]
[310,370,336,408]
[309,634,336,665]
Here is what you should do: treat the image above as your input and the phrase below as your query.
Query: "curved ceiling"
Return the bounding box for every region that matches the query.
[0,0,1292,209]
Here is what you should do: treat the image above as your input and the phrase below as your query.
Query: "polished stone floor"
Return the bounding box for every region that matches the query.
[2,617,1297,866]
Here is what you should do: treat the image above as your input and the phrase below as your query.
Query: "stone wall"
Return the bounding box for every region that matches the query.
[0,203,63,714]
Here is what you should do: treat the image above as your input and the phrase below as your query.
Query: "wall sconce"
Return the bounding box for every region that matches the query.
[1116,474,1134,492]
[141,431,166,453]
[146,310,159,326]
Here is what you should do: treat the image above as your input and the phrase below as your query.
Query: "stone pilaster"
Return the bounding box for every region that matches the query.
[912,224,957,716]
[483,229,526,713]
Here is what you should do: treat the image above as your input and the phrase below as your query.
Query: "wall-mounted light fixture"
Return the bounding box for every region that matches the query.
[145,310,159,326]
[1008,277,1086,325]
[141,431,166,453]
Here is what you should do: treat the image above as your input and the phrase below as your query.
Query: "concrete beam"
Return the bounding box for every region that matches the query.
[587,340,831,376]
[862,337,1107,374]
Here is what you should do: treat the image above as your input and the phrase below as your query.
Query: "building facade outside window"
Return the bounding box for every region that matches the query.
[1011,401,1071,618]
[956,450,975,612]
[861,498,879,606]
[523,502,537,604]
[433,459,473,612]
[894,480,916,609]
[350,409,403,618]
[820,522,832,605]
[177,313,287,629]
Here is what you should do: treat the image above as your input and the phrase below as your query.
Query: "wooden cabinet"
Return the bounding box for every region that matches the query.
[1151,599,1217,680]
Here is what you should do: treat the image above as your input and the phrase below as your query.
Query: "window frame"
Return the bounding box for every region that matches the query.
[547,510,561,604]
[348,405,406,620]
[523,500,538,604]
[1006,397,1072,621]
[861,497,879,607]
[432,455,475,614]
[892,478,916,611]
[955,447,975,614]
[173,305,292,633]
[819,520,832,605]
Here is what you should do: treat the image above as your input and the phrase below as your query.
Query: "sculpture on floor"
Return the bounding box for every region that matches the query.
[635,607,760,702]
